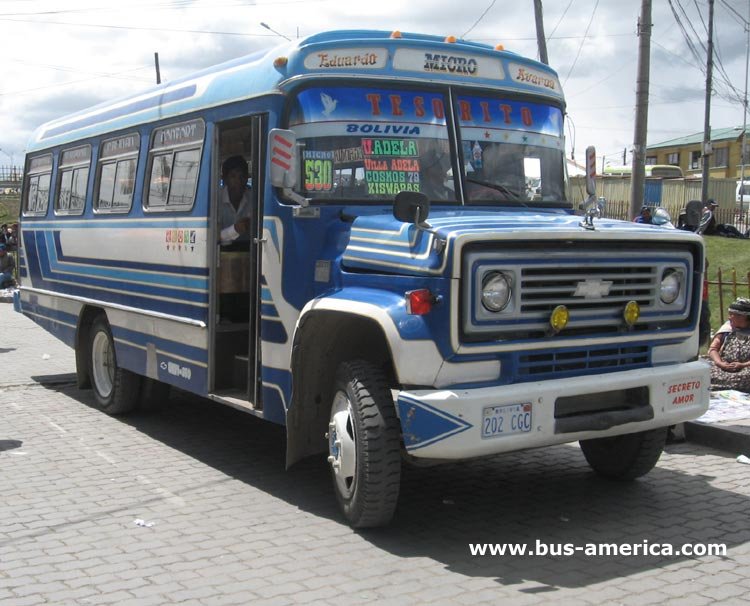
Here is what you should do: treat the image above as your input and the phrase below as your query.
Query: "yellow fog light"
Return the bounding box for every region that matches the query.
[550,305,569,333]
[623,300,640,326]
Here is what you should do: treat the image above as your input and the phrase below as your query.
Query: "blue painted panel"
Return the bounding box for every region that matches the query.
[644,180,663,205]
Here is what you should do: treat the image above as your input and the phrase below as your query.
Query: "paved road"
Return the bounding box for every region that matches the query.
[2,304,750,605]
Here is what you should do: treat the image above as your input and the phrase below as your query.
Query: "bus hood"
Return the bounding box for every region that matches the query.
[341,209,695,276]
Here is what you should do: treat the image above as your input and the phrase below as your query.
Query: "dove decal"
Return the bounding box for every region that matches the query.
[320,92,338,117]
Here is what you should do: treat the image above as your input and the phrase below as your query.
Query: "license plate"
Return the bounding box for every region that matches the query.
[482,403,533,439]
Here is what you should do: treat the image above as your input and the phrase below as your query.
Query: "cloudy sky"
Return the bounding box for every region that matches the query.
[1,0,748,172]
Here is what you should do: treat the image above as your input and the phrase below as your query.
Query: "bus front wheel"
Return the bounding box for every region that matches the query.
[579,427,667,479]
[327,360,401,528]
[88,315,141,415]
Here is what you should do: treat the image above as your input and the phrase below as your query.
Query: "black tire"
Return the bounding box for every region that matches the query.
[87,315,141,415]
[328,360,401,528]
[579,427,668,479]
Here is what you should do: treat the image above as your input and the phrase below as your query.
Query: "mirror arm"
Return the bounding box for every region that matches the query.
[412,209,445,253]
[283,188,309,208]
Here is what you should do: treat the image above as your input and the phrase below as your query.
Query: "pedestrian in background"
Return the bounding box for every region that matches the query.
[708,297,750,392]
[0,243,16,288]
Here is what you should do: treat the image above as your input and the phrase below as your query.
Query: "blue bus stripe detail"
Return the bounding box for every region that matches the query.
[33,237,207,318]
[260,303,279,317]
[37,232,208,302]
[41,85,198,139]
[111,325,207,364]
[261,320,288,343]
[26,219,207,229]
[50,232,208,288]
[48,230,207,276]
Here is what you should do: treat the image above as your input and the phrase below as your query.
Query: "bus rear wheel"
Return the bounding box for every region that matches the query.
[579,427,668,479]
[327,360,401,528]
[88,315,141,415]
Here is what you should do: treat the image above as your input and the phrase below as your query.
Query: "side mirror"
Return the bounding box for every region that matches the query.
[394,191,430,224]
[268,129,297,188]
[585,145,597,197]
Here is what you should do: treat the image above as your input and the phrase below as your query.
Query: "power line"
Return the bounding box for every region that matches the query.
[0,15,283,37]
[546,0,575,39]
[462,0,497,38]
[562,0,600,86]
[718,0,748,26]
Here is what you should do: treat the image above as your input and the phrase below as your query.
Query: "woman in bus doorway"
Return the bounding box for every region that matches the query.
[708,297,750,392]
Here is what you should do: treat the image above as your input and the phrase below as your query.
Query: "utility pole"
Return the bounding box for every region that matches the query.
[701,0,715,204]
[739,0,749,217]
[154,52,161,85]
[630,0,652,220]
[533,0,549,65]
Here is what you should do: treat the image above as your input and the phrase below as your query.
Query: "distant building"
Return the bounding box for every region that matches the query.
[646,126,747,179]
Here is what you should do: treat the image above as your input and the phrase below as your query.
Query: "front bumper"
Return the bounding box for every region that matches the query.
[397,360,709,459]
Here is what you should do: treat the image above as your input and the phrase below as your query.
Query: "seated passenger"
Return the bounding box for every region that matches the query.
[634,206,653,224]
[708,297,750,392]
[219,155,253,245]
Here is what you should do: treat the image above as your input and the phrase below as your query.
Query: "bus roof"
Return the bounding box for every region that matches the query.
[602,164,683,178]
[27,29,564,153]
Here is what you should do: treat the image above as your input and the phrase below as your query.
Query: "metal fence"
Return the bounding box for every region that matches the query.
[710,269,750,326]
[0,165,22,182]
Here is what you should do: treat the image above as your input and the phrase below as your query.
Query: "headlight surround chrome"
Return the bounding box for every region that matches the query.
[481,272,512,312]
[660,269,682,304]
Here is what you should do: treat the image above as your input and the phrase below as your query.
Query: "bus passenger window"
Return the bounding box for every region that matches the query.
[168,149,200,206]
[23,154,53,216]
[55,145,91,216]
[149,154,172,207]
[146,119,204,211]
[96,132,139,213]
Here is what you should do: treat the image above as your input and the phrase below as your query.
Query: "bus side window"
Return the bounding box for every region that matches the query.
[145,119,205,211]
[95,132,139,213]
[23,154,53,216]
[55,145,91,216]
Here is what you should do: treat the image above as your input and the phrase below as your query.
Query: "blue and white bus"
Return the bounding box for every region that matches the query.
[16,30,709,527]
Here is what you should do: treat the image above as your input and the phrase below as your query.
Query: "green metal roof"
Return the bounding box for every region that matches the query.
[648,126,744,149]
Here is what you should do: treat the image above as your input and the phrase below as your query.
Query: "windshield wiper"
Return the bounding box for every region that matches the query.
[465,176,522,201]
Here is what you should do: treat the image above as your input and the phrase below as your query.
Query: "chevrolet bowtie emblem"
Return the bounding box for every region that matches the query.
[574,279,613,299]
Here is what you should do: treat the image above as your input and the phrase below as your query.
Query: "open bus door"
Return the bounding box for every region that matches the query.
[209,114,266,410]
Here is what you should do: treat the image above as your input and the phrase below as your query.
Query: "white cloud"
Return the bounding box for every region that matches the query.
[0,0,747,172]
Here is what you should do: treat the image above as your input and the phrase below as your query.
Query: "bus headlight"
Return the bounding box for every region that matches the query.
[481,272,512,312]
[660,269,681,304]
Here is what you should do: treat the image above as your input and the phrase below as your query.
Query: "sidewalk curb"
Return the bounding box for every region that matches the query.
[684,421,750,456]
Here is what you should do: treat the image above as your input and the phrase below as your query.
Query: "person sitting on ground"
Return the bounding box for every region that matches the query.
[0,243,16,288]
[219,155,253,245]
[698,199,746,238]
[634,206,653,224]
[708,297,750,392]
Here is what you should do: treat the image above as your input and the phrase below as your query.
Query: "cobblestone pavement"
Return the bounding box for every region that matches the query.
[2,305,750,605]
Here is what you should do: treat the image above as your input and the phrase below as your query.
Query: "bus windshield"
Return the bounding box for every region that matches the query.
[287,85,566,206]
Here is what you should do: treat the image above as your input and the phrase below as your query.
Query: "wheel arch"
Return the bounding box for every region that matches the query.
[286,308,397,467]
